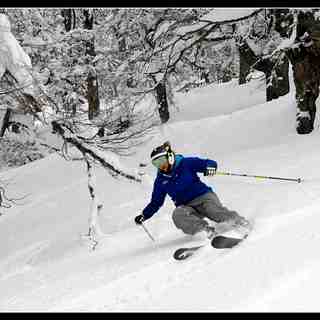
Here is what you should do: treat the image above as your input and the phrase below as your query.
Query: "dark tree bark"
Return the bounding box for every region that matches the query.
[267,56,289,101]
[83,9,95,56]
[200,71,210,84]
[239,9,292,94]
[82,9,99,120]
[238,41,289,101]
[239,45,252,85]
[285,10,320,134]
[112,24,126,53]
[83,9,93,29]
[0,108,12,137]
[269,9,293,38]
[155,79,170,124]
[60,9,78,117]
[221,71,232,83]
[61,9,76,32]
[146,18,171,124]
[87,68,100,120]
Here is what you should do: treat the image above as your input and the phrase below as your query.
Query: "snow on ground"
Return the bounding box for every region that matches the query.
[1,77,320,311]
[202,8,259,23]
[176,8,258,35]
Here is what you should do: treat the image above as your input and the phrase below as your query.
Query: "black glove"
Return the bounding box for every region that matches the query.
[204,166,217,176]
[135,214,146,225]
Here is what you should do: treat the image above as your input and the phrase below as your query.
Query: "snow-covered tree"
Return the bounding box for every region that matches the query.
[0,10,146,241]
[235,9,290,102]
[283,8,320,134]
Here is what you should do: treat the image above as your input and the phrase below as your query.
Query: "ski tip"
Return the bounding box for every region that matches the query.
[211,235,244,249]
[173,248,190,260]
[173,246,203,260]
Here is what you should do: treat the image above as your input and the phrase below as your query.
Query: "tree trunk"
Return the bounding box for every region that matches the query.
[61,9,77,117]
[239,44,252,84]
[284,10,320,134]
[83,9,99,120]
[83,9,95,56]
[238,40,289,101]
[87,67,100,120]
[61,9,76,32]
[200,70,210,84]
[222,71,232,83]
[288,53,319,135]
[113,25,126,53]
[155,80,170,124]
[266,56,289,101]
[269,9,293,38]
[0,108,12,137]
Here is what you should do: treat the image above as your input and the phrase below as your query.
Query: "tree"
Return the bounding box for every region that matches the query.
[238,39,289,101]
[284,9,320,134]
[106,8,263,125]
[143,13,172,123]
[236,9,290,101]
[83,9,100,120]
[61,8,76,32]
[0,10,151,246]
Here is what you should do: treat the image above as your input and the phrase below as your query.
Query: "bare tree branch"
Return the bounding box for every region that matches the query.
[51,121,142,182]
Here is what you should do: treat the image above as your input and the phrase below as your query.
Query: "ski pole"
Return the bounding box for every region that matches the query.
[141,222,155,242]
[216,171,302,183]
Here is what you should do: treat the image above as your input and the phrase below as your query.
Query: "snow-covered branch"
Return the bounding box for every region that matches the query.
[142,9,263,79]
[0,180,28,215]
[51,121,142,183]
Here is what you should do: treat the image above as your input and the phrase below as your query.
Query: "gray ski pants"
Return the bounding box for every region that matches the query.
[172,191,244,235]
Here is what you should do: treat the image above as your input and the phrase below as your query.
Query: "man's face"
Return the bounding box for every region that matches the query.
[159,160,170,172]
[152,155,170,172]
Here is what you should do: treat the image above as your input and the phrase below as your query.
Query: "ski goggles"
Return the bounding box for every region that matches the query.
[151,155,168,169]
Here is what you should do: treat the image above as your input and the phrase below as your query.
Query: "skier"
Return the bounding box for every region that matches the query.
[134,142,251,240]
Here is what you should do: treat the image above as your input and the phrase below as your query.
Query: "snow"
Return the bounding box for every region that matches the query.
[176,8,259,35]
[2,74,320,311]
[153,21,174,41]
[201,8,259,23]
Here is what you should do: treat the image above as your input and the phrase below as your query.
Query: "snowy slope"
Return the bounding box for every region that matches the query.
[1,77,320,311]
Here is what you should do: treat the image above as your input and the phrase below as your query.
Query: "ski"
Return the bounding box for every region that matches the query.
[173,245,205,260]
[173,234,249,260]
[173,219,253,260]
[211,234,248,249]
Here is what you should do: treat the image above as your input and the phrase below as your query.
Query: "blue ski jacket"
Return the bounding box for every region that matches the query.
[142,155,217,219]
